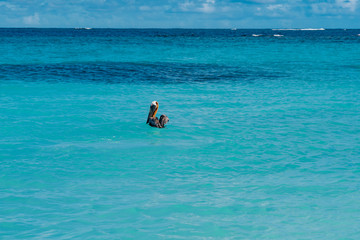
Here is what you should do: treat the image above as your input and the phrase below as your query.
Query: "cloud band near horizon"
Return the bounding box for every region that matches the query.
[0,0,359,28]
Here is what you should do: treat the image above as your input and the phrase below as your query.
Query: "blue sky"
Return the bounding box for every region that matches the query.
[0,0,359,28]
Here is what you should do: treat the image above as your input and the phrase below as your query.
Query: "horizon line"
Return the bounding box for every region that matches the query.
[0,27,359,30]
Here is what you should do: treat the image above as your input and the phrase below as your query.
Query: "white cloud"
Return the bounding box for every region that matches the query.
[255,3,290,17]
[180,0,216,13]
[23,13,40,25]
[336,0,357,11]
[0,2,13,9]
[179,1,195,11]
[199,0,216,13]
[311,0,358,14]
[0,1,23,11]
[266,4,289,12]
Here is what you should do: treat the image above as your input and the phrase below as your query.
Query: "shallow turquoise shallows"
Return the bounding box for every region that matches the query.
[1,29,360,239]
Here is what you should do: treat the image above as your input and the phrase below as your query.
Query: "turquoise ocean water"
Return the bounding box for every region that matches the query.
[1,29,360,239]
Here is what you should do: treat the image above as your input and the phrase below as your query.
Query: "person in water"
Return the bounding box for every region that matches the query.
[146,101,169,128]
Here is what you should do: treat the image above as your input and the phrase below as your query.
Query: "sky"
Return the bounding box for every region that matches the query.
[0,0,359,28]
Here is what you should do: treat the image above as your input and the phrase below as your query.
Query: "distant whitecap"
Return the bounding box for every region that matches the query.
[300,28,325,31]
